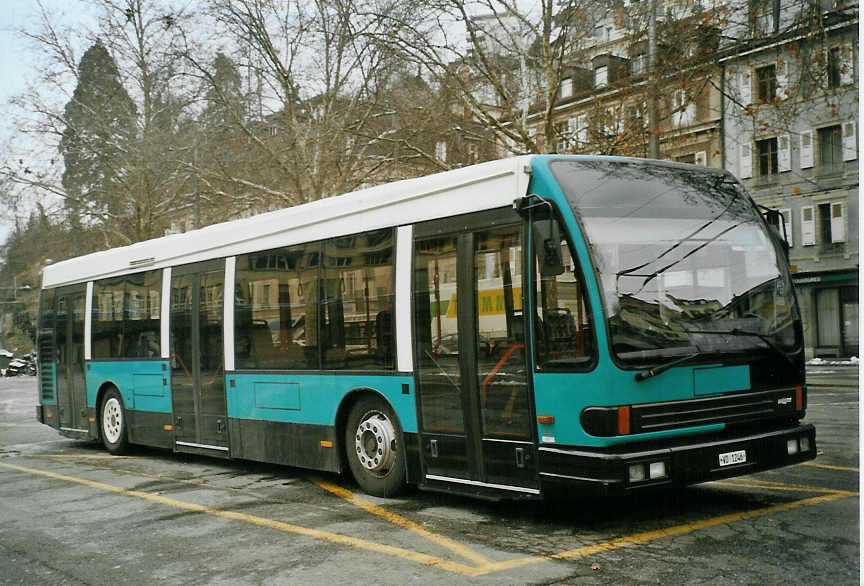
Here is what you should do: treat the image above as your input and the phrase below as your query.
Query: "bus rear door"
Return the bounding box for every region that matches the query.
[55,284,88,435]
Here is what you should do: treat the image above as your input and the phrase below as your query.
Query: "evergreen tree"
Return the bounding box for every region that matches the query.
[59,42,137,229]
[201,52,247,135]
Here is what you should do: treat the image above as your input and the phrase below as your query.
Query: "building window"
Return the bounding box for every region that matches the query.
[817,202,846,245]
[750,0,778,37]
[556,121,570,152]
[560,78,573,99]
[631,54,646,75]
[756,64,777,103]
[818,125,842,170]
[594,66,608,88]
[756,137,778,177]
[435,141,447,162]
[671,89,694,126]
[828,47,843,88]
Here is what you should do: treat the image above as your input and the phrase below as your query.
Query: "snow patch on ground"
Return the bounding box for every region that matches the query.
[807,356,859,366]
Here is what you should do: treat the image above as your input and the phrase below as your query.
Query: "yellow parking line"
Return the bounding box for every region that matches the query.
[312,478,491,566]
[0,460,486,577]
[0,459,856,577]
[801,461,859,473]
[713,479,858,495]
[479,490,856,573]
[35,454,132,460]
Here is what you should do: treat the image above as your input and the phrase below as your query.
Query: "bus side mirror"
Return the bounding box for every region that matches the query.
[533,219,565,277]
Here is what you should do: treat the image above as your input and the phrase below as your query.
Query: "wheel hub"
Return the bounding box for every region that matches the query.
[103,398,122,443]
[354,411,396,475]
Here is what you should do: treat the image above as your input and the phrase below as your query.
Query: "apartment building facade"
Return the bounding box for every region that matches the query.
[722,0,858,358]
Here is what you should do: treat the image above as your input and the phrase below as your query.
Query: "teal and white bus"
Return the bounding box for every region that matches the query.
[36,155,816,499]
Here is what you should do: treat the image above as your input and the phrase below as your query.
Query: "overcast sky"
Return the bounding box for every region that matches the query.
[0,1,97,244]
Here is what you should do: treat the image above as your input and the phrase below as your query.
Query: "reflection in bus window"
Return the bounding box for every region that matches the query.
[534,232,595,370]
[234,229,394,371]
[414,234,463,433]
[474,225,530,439]
[235,243,319,370]
[92,270,162,359]
[321,229,394,370]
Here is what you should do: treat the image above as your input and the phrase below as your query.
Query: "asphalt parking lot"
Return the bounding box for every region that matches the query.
[0,369,858,585]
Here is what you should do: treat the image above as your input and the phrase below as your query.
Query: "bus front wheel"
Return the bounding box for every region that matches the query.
[345,396,405,497]
[100,388,128,455]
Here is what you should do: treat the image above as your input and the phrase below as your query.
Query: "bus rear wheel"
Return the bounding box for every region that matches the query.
[100,388,128,455]
[345,396,405,497]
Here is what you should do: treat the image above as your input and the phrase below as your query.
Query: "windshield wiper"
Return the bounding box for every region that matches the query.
[684,328,795,367]
[635,351,703,382]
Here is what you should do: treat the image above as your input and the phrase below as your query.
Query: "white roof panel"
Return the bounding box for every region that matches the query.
[43,156,533,288]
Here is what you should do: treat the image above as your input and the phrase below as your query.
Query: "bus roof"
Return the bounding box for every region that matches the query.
[42,156,534,288]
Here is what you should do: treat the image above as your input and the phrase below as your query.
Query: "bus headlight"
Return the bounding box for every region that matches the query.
[629,461,668,483]
[799,436,810,452]
[649,461,667,479]
[787,439,799,455]
[628,464,646,482]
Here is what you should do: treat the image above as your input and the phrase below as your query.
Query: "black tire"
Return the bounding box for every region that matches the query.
[344,395,406,497]
[99,387,128,455]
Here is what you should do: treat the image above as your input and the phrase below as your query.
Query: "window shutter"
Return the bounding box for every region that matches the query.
[801,206,815,245]
[799,131,814,169]
[778,134,791,172]
[830,202,846,243]
[842,121,857,161]
[694,150,707,166]
[740,71,752,105]
[739,143,753,179]
[776,58,788,99]
[840,43,855,85]
[779,209,793,246]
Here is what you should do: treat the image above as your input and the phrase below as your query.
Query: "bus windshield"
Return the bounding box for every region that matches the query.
[549,159,800,367]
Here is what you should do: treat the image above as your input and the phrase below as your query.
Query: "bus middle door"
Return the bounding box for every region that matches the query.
[413,211,538,496]
[170,260,228,456]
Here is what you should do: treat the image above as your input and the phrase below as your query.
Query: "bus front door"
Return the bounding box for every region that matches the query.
[414,213,538,496]
[170,260,228,456]
[55,285,88,435]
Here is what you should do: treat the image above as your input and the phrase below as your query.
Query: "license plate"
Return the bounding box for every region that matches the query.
[718,449,747,467]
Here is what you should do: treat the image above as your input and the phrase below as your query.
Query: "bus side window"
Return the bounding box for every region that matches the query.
[534,230,595,370]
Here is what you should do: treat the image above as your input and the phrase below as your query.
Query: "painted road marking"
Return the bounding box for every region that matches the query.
[0,460,487,577]
[312,477,492,566]
[34,454,132,460]
[714,478,856,493]
[801,461,859,472]
[0,459,857,577]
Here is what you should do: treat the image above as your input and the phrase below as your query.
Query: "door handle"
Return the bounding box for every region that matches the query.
[515,447,525,469]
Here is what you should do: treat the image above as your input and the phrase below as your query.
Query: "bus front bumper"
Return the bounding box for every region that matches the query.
[537,424,816,496]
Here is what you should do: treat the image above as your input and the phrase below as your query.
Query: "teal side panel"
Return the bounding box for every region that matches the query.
[86,360,171,413]
[254,382,300,410]
[532,366,720,447]
[227,373,417,433]
[693,365,750,396]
